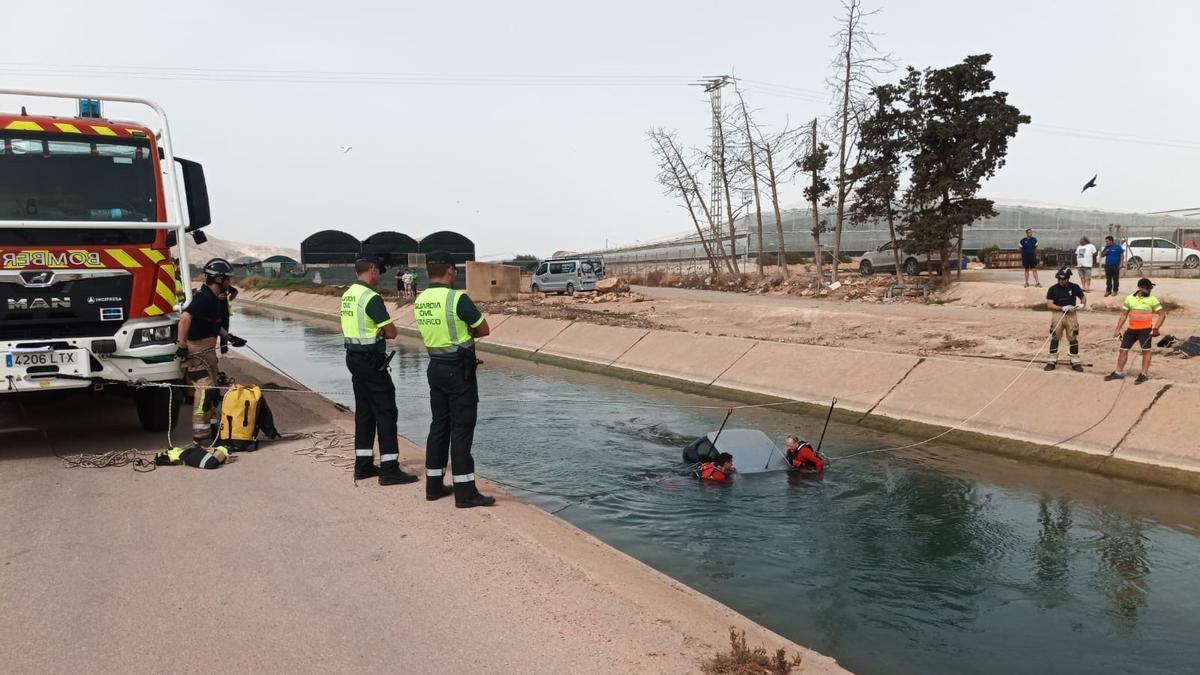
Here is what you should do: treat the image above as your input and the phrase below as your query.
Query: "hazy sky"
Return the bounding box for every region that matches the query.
[4,0,1199,257]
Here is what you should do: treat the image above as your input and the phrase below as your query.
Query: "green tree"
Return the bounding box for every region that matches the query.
[849,83,907,281]
[898,54,1029,280]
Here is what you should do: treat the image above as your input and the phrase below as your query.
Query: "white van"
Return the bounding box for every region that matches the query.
[531,259,598,295]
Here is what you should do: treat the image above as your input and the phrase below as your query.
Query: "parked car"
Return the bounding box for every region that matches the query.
[1123,237,1200,270]
[855,241,954,276]
[531,258,599,295]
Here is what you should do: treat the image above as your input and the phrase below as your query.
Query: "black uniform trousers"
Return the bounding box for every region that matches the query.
[425,358,478,480]
[346,350,399,462]
[1104,264,1121,295]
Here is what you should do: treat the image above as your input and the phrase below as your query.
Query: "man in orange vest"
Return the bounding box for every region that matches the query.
[696,452,735,482]
[1105,278,1167,385]
[785,435,826,474]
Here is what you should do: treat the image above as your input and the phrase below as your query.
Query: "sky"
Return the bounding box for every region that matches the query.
[4,0,1199,257]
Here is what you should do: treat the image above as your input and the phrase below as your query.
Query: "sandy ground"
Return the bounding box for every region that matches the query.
[484,269,1200,384]
[0,358,843,674]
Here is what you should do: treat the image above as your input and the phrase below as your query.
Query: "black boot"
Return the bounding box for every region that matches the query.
[354,455,379,480]
[426,477,454,501]
[379,461,418,485]
[454,480,496,508]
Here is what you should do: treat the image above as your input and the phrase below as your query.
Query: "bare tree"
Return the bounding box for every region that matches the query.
[828,0,894,282]
[751,122,802,278]
[711,101,742,274]
[800,118,832,289]
[734,84,766,275]
[647,128,735,274]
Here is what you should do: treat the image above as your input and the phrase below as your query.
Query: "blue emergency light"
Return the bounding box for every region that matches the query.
[78,98,101,119]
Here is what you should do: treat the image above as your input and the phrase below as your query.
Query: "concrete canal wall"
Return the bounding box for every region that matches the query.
[244,289,1200,491]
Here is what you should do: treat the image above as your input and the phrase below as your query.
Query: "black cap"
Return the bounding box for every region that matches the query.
[1137,277,1154,290]
[355,255,386,274]
[425,250,455,266]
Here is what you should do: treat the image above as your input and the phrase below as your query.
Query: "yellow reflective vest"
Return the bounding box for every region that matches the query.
[341,282,389,351]
[414,286,474,356]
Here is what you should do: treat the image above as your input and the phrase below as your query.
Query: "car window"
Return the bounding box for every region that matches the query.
[564,262,576,273]
[535,263,547,275]
[581,262,594,274]
[548,262,564,274]
[879,242,892,252]
[1154,239,1178,250]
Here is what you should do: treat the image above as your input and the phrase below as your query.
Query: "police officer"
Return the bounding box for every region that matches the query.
[413,251,494,507]
[342,256,418,485]
[177,258,246,442]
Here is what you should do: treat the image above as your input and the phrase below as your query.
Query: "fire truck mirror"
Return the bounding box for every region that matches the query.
[175,156,211,229]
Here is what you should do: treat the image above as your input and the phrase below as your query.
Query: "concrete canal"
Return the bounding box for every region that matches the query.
[238,307,1200,675]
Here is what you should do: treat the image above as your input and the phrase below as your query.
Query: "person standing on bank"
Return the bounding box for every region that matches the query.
[1105,278,1167,385]
[1044,266,1087,372]
[1020,228,1041,288]
[177,258,247,442]
[413,251,495,508]
[342,256,419,485]
[1100,236,1125,297]
[1075,236,1098,292]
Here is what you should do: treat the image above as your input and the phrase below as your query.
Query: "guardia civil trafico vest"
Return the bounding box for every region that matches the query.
[414,286,474,357]
[341,283,385,351]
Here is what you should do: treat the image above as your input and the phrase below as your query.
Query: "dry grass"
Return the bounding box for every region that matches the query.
[699,628,803,675]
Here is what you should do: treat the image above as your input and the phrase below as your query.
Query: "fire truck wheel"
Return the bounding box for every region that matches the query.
[135,385,182,432]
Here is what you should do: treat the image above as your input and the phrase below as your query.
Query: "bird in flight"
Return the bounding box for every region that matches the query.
[339,145,353,154]
[1081,174,1097,193]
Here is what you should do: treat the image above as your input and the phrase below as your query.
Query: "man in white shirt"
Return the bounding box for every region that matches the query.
[402,270,415,298]
[1075,236,1098,292]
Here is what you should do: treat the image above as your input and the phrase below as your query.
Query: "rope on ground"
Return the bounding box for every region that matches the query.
[826,312,1070,463]
[57,448,158,472]
[287,430,356,471]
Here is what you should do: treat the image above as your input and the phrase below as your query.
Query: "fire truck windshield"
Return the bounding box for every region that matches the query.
[0,133,158,245]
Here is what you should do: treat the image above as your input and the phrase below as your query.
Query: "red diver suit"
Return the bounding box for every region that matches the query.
[697,462,730,482]
[788,443,826,473]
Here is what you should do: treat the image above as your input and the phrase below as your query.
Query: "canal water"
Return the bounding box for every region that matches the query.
[237,308,1200,675]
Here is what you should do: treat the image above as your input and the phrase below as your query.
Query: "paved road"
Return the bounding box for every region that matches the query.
[0,358,839,675]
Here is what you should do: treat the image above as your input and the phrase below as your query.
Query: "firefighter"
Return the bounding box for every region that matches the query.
[784,435,826,474]
[413,251,494,507]
[342,256,418,485]
[697,453,735,482]
[177,258,246,443]
[1044,266,1087,372]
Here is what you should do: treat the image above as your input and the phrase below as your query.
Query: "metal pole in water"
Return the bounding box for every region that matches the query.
[815,398,837,455]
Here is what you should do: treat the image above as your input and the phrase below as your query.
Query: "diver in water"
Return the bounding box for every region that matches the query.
[696,452,735,482]
[785,435,826,474]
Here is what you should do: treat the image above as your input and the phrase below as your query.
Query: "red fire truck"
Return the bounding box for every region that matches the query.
[0,90,210,431]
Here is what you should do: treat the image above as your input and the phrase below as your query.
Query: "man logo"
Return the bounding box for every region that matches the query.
[7,297,71,310]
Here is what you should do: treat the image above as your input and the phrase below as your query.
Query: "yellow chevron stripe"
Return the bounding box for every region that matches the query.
[156,279,176,307]
[53,123,82,133]
[5,120,42,131]
[106,249,142,268]
[91,125,117,136]
[144,305,164,317]
[141,247,165,263]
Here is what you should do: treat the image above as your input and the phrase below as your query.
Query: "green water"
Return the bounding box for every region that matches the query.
[238,309,1200,675]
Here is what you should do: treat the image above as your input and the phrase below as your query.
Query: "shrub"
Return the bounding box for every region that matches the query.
[699,628,803,675]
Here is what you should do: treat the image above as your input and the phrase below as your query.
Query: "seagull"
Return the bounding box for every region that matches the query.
[339,145,353,154]
[1081,174,1097,193]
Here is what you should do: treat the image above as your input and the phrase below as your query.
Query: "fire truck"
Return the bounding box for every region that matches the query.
[0,90,210,431]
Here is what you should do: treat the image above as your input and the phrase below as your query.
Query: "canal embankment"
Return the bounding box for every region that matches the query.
[243,288,1200,492]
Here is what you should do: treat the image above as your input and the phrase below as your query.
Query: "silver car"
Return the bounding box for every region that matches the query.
[531,259,598,295]
[855,241,951,276]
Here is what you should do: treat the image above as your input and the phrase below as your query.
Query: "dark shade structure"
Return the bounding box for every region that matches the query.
[301,230,361,264]
[419,230,475,264]
[362,231,419,265]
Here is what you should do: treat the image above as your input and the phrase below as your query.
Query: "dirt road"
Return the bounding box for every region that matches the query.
[0,358,840,674]
[485,269,1200,384]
